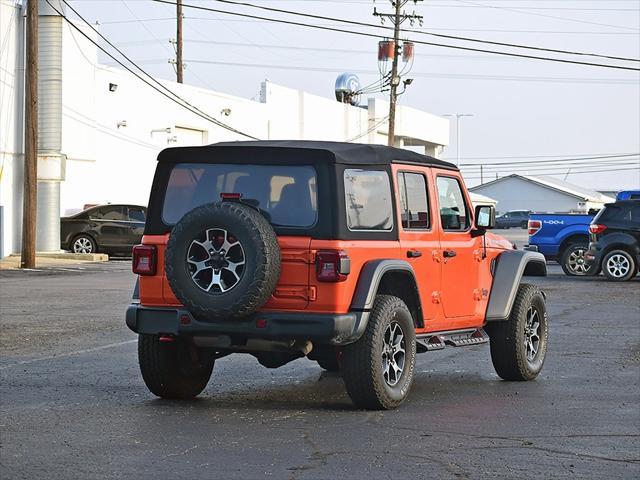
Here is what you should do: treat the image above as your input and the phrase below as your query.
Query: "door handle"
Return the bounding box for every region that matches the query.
[407,249,422,258]
[443,250,457,258]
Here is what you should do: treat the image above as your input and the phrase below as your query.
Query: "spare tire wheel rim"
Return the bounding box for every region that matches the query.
[187,227,246,293]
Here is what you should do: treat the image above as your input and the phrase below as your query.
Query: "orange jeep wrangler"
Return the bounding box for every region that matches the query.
[126,141,549,410]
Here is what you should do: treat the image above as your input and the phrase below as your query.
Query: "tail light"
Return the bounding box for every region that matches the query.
[589,224,607,234]
[316,250,350,282]
[132,244,157,276]
[528,220,542,236]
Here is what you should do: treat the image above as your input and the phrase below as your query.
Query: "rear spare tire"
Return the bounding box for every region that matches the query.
[165,202,281,321]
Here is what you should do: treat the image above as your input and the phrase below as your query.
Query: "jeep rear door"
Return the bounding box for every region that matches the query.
[434,173,482,324]
[393,165,441,322]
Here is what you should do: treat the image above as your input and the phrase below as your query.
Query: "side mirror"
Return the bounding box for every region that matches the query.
[473,205,496,233]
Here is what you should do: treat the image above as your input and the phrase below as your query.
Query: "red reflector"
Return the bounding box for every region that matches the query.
[589,224,607,234]
[159,335,175,343]
[256,318,267,329]
[528,220,542,236]
[316,250,350,282]
[132,244,157,276]
[220,192,242,200]
[180,314,191,325]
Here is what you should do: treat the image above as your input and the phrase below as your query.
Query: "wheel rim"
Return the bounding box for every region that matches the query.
[524,306,541,363]
[567,248,590,275]
[606,254,630,278]
[73,237,93,253]
[382,322,406,387]
[187,228,246,293]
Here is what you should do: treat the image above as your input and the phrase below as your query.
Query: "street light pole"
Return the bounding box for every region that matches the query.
[444,113,474,166]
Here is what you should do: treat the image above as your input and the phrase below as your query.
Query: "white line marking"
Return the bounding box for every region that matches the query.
[0,339,137,371]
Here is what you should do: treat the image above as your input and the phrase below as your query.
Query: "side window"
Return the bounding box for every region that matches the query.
[436,176,469,231]
[344,169,393,231]
[128,207,146,222]
[397,172,429,229]
[100,207,127,221]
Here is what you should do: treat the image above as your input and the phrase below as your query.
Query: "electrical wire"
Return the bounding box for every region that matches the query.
[462,165,640,180]
[53,0,259,139]
[149,0,640,72]
[156,0,640,63]
[458,153,640,167]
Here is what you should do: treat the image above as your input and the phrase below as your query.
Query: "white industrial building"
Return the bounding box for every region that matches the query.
[470,174,615,214]
[0,0,449,258]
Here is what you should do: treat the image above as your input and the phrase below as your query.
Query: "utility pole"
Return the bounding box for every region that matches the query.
[443,113,474,166]
[21,0,38,269]
[374,1,422,147]
[480,164,484,184]
[176,0,184,83]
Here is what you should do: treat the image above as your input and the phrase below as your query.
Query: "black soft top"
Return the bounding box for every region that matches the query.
[157,140,457,170]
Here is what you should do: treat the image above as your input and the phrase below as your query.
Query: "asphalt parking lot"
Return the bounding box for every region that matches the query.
[1,260,638,479]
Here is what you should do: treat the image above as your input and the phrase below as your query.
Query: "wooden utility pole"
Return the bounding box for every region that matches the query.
[21,0,38,269]
[387,0,402,147]
[374,1,422,147]
[176,0,184,83]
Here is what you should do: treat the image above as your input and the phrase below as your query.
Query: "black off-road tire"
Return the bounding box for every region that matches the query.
[602,249,637,282]
[560,243,594,276]
[165,202,280,321]
[341,295,416,410]
[520,221,528,229]
[486,283,548,381]
[138,334,214,399]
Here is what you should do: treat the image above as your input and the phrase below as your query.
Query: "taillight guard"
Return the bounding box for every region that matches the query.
[316,250,350,282]
[528,220,542,236]
[132,244,157,276]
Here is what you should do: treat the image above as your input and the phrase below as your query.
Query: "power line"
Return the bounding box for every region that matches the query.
[456,153,640,166]
[452,0,640,32]
[159,0,640,63]
[52,0,258,140]
[178,58,638,85]
[149,0,640,71]
[462,165,640,180]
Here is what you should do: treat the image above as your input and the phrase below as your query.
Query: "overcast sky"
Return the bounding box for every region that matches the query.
[69,0,639,190]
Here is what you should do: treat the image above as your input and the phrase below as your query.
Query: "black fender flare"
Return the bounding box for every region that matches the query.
[344,259,419,343]
[485,250,547,322]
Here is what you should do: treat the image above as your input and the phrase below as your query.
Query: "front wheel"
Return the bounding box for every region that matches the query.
[341,295,416,410]
[602,249,637,282]
[138,334,214,399]
[560,244,593,276]
[486,283,548,381]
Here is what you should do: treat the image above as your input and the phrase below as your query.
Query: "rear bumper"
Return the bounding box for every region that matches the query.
[125,304,366,346]
[584,243,603,273]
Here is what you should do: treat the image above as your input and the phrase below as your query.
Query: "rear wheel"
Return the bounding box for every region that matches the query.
[138,334,214,399]
[561,244,593,276]
[72,234,96,254]
[602,249,637,282]
[486,283,548,381]
[520,221,528,229]
[341,295,416,410]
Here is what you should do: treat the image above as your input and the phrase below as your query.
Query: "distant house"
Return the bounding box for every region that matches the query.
[469,174,615,214]
[469,192,498,209]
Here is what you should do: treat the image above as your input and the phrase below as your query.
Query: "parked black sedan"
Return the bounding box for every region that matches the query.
[61,204,147,255]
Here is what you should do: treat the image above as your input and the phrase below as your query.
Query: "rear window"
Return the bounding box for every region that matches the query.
[162,164,317,227]
[596,206,622,222]
[344,169,393,231]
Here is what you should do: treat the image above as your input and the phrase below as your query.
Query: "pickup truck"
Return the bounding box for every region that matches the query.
[527,213,596,276]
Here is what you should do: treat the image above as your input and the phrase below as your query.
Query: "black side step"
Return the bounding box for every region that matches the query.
[416,328,489,353]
